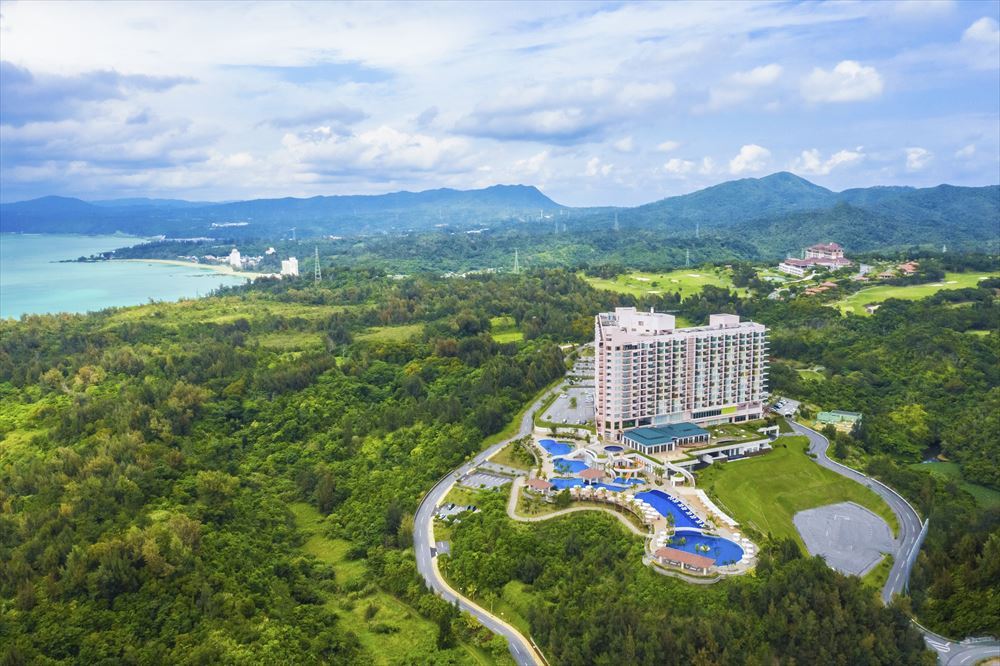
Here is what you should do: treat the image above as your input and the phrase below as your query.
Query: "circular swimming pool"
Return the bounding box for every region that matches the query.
[669,529,744,566]
[604,445,624,452]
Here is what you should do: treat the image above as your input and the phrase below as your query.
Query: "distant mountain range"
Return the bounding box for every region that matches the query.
[0,184,562,238]
[1,173,996,252]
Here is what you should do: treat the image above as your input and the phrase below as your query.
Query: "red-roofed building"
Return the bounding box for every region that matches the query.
[525,478,554,495]
[579,467,604,483]
[806,242,845,260]
[778,258,812,277]
[899,261,919,275]
[654,547,715,574]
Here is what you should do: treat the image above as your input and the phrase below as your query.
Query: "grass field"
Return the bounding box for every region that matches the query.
[861,553,894,591]
[290,502,494,665]
[489,316,523,343]
[833,272,997,315]
[796,368,825,382]
[103,294,356,327]
[254,331,325,351]
[908,462,1000,509]
[697,436,898,547]
[490,440,533,470]
[582,269,743,300]
[357,323,425,342]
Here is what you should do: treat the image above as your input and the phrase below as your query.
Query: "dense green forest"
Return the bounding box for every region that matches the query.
[1,264,997,661]
[0,271,597,663]
[444,493,931,665]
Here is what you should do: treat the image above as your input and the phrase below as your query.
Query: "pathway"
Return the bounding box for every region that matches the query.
[505,477,649,537]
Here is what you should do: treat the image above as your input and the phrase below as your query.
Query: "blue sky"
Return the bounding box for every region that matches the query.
[0,0,997,205]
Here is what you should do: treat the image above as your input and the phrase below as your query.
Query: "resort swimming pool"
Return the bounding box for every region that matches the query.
[604,445,624,452]
[539,439,573,456]
[613,477,645,486]
[634,490,706,529]
[669,529,744,566]
[553,458,588,473]
[550,478,627,492]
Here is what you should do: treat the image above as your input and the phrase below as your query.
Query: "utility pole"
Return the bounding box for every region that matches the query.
[513,249,520,274]
[314,246,321,285]
[686,248,690,267]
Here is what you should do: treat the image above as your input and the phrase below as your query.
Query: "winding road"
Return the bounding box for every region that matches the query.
[413,386,558,666]
[791,421,1000,665]
[412,396,999,666]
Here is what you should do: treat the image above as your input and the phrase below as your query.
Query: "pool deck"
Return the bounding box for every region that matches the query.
[527,434,757,577]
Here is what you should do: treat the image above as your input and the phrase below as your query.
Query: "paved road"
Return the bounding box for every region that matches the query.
[791,421,1000,665]
[414,386,558,666]
[790,421,922,604]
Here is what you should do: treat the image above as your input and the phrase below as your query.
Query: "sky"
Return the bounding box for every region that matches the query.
[1,0,998,206]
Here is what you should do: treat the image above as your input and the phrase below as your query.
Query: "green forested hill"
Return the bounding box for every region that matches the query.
[1,268,996,662]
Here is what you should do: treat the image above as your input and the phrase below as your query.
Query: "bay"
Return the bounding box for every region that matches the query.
[0,234,249,319]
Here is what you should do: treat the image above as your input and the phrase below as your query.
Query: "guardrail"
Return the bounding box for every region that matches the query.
[904,519,930,594]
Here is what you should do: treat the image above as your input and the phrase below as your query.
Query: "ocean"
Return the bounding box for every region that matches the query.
[0,234,249,319]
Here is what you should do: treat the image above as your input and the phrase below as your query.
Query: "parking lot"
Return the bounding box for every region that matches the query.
[771,396,800,418]
[543,386,594,426]
[793,501,894,576]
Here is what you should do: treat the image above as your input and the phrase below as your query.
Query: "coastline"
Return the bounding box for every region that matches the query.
[112,258,269,280]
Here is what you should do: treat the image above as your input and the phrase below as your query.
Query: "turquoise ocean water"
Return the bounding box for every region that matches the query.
[0,234,249,319]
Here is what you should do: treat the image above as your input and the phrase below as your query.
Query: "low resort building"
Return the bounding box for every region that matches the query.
[622,423,710,454]
[525,478,554,495]
[654,547,714,575]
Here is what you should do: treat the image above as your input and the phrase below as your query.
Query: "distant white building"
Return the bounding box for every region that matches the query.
[280,257,299,276]
[265,247,276,255]
[228,248,242,268]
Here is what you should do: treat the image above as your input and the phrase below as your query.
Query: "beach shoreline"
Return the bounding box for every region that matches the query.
[112,258,270,280]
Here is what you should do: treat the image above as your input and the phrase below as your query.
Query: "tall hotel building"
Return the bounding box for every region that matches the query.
[595,308,769,441]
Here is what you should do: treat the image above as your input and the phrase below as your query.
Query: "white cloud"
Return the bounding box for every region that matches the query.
[456,78,674,143]
[657,140,681,153]
[961,17,1000,69]
[955,143,976,158]
[585,156,613,177]
[698,157,716,175]
[662,157,694,175]
[613,136,635,153]
[729,144,771,175]
[512,150,550,177]
[281,125,472,174]
[792,147,865,175]
[963,17,1000,44]
[905,147,933,171]
[731,63,783,87]
[801,60,884,102]
[701,63,783,111]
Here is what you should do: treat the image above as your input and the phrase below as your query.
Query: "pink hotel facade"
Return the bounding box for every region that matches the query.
[595,308,769,441]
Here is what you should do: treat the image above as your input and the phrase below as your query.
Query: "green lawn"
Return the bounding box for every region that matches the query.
[833,272,998,315]
[357,323,425,342]
[489,316,523,343]
[861,553,894,592]
[797,368,825,382]
[697,436,898,547]
[908,462,1000,509]
[582,269,743,300]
